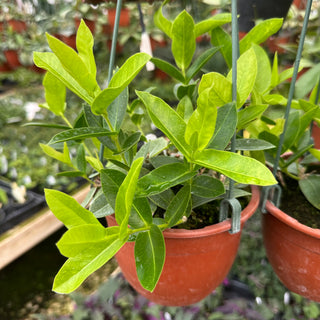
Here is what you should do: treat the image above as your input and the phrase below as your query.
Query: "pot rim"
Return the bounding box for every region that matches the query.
[266,200,320,239]
[162,185,259,239]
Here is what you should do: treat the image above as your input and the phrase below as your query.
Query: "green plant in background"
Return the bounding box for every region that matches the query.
[30,0,281,295]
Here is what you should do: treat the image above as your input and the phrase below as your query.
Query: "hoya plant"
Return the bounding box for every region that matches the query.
[31,2,278,294]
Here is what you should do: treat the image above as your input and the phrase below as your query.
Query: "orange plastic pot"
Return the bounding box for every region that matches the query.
[262,200,320,302]
[106,186,259,306]
[4,50,20,69]
[312,121,320,149]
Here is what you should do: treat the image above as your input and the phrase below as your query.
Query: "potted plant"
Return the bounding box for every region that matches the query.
[31,1,278,306]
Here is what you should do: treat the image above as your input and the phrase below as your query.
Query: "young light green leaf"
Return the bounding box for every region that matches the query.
[239,18,283,54]
[76,19,96,77]
[46,33,100,97]
[134,224,165,292]
[263,94,287,106]
[171,10,196,72]
[92,53,151,115]
[33,52,93,105]
[76,144,86,173]
[53,230,127,293]
[193,149,277,186]
[194,13,231,37]
[135,138,168,160]
[271,52,279,89]
[299,175,320,210]
[208,102,237,150]
[176,95,194,122]
[165,184,191,228]
[295,64,320,99]
[57,224,115,257]
[115,157,144,234]
[85,156,104,172]
[227,48,257,108]
[136,91,192,158]
[45,189,100,229]
[136,163,197,197]
[48,127,116,144]
[42,72,66,116]
[191,175,225,198]
[154,0,172,37]
[185,88,217,151]
[40,142,72,166]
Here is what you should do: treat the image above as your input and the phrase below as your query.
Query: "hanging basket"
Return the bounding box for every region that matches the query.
[262,199,320,302]
[106,186,259,306]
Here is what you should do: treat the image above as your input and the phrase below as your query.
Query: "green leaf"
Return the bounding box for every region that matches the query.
[194,13,231,37]
[45,189,100,229]
[23,122,70,129]
[208,102,237,150]
[252,44,271,95]
[42,72,66,116]
[211,26,232,68]
[46,33,100,97]
[234,139,275,151]
[151,58,185,83]
[135,138,168,159]
[107,87,128,132]
[76,19,96,77]
[191,175,225,198]
[76,144,86,173]
[89,189,113,218]
[186,47,220,82]
[198,72,232,107]
[149,188,175,210]
[263,94,287,106]
[176,95,194,122]
[48,127,115,144]
[115,157,144,235]
[57,224,112,257]
[134,224,165,292]
[129,197,153,228]
[185,88,217,151]
[136,91,192,158]
[193,149,276,186]
[136,163,197,197]
[237,104,268,130]
[165,184,191,228]
[295,63,320,98]
[149,155,183,168]
[227,48,257,108]
[154,0,172,37]
[282,111,300,152]
[174,83,197,100]
[171,10,196,72]
[92,53,151,114]
[299,175,320,210]
[239,18,283,54]
[33,52,93,105]
[271,52,279,89]
[53,229,127,293]
[40,142,72,166]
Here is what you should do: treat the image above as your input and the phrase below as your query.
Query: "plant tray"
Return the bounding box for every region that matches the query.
[0,181,45,235]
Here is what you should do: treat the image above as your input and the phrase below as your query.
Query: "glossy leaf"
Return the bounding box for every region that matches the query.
[149,188,175,210]
[89,189,114,218]
[171,10,195,72]
[165,184,191,228]
[136,91,192,158]
[194,13,231,37]
[129,197,153,228]
[76,20,96,77]
[40,142,72,166]
[135,138,168,159]
[271,52,279,89]
[46,33,100,97]
[42,72,66,116]
[45,189,100,229]
[176,95,194,122]
[234,139,275,151]
[185,88,217,151]
[76,144,86,173]
[48,127,115,144]
[136,163,197,197]
[263,94,287,106]
[191,175,225,198]
[295,63,320,99]
[282,111,300,152]
[115,157,144,235]
[227,48,257,108]
[193,149,276,186]
[92,53,151,115]
[208,102,237,150]
[134,224,165,292]
[299,175,320,210]
[34,52,93,104]
[154,0,172,37]
[53,228,127,293]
